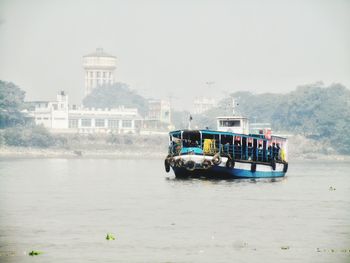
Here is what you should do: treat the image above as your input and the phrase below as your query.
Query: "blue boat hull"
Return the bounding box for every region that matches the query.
[172,163,286,179]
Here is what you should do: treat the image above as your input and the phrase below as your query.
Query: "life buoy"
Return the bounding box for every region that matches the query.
[185,160,196,171]
[212,153,222,165]
[164,158,170,173]
[283,163,288,173]
[251,163,257,172]
[271,160,276,171]
[202,159,212,169]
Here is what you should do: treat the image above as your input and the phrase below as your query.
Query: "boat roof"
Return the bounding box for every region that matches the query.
[169,129,287,140]
[216,116,248,119]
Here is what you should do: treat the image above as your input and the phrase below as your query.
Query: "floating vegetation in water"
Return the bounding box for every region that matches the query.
[28,250,43,256]
[106,233,116,240]
[316,248,350,253]
[281,246,290,250]
[329,186,336,191]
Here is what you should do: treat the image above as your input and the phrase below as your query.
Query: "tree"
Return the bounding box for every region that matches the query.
[0,80,26,128]
[83,83,149,116]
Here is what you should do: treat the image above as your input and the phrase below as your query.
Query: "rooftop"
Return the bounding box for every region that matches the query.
[83,48,116,58]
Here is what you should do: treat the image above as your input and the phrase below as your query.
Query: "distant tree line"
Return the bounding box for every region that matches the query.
[83,82,149,116]
[181,83,350,154]
[0,80,26,128]
[1,79,350,154]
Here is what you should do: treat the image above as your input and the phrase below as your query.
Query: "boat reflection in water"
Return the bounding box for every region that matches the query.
[164,116,288,179]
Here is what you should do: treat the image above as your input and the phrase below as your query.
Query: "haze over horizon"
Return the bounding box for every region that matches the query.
[0,0,349,110]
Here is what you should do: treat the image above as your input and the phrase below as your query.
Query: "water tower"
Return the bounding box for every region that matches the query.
[83,48,117,96]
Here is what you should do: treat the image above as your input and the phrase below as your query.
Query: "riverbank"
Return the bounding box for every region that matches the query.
[1,145,349,161]
[0,133,349,161]
[0,146,165,159]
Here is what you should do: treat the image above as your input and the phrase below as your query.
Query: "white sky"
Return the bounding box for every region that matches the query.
[0,0,349,110]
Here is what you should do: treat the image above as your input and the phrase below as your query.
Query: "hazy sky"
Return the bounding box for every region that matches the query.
[0,0,349,110]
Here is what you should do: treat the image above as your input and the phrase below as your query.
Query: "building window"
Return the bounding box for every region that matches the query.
[90,72,93,78]
[108,119,119,129]
[97,72,100,78]
[52,104,58,110]
[69,119,78,128]
[95,119,105,127]
[43,117,49,120]
[122,120,132,128]
[81,119,91,127]
[103,72,106,78]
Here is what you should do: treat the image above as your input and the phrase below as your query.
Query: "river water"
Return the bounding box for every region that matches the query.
[0,158,349,263]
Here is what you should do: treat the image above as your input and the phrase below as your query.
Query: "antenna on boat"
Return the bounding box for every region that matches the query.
[188,114,193,130]
[232,98,235,115]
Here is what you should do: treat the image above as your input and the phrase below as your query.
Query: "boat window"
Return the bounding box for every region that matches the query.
[221,135,233,145]
[182,131,200,148]
[219,120,240,127]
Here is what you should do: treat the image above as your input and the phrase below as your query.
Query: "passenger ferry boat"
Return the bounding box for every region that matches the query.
[164,116,288,179]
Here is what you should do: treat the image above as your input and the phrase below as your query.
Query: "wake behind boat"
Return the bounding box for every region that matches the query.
[164,116,288,179]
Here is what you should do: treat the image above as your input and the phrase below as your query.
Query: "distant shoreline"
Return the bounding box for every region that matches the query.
[0,146,165,159]
[1,146,349,161]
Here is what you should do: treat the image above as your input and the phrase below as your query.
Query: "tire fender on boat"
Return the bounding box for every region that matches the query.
[185,160,196,171]
[283,162,288,173]
[164,158,170,173]
[202,159,212,169]
[212,153,222,165]
[175,158,185,168]
[168,157,176,168]
[251,163,257,172]
[225,158,235,169]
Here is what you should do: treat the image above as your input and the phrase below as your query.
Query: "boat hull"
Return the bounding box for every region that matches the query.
[170,155,286,179]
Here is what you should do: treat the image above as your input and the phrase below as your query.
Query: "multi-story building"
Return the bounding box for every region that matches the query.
[143,99,172,131]
[33,91,69,129]
[83,48,117,96]
[31,91,141,134]
[193,97,216,114]
[147,99,171,124]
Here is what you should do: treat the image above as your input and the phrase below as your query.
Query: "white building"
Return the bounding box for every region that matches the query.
[83,48,117,96]
[32,92,141,134]
[193,97,216,114]
[33,91,69,129]
[143,99,172,131]
[147,99,171,124]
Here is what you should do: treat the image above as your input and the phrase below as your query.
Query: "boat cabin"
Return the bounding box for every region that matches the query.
[216,116,249,134]
[169,129,288,164]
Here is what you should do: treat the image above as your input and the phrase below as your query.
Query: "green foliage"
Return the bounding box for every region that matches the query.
[0,81,26,128]
[191,83,350,154]
[83,83,149,116]
[28,250,43,256]
[3,125,56,148]
[106,233,116,240]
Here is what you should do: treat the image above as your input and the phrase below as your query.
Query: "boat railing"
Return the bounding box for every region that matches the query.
[168,134,286,163]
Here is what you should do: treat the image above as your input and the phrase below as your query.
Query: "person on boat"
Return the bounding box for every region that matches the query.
[276,143,281,161]
[247,138,253,160]
[267,143,272,161]
[223,142,230,156]
[234,139,241,159]
[257,141,263,161]
[271,142,277,160]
